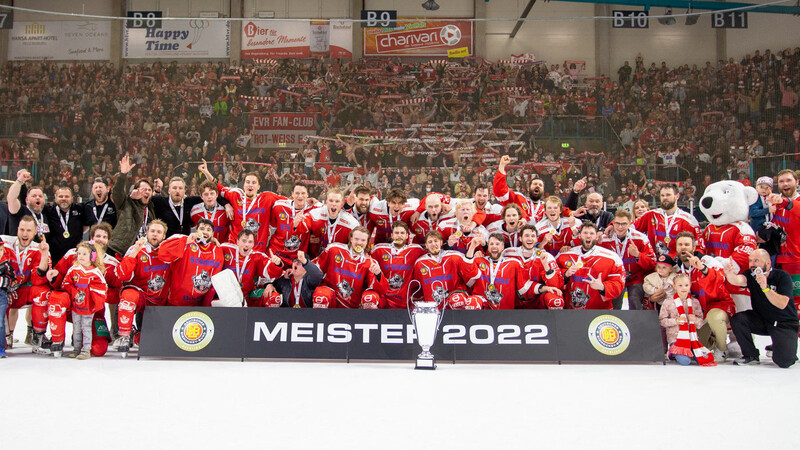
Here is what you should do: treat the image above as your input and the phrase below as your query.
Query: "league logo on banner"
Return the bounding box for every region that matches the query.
[241,20,353,59]
[123,19,230,58]
[250,113,317,148]
[172,311,215,352]
[8,21,111,60]
[363,19,473,57]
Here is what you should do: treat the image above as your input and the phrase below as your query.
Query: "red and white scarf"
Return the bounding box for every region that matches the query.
[671,295,716,366]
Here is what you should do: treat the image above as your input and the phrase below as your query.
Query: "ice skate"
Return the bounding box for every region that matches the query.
[118,335,130,358]
[50,342,63,358]
[31,331,51,355]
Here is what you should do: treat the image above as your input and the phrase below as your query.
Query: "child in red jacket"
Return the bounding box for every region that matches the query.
[60,242,108,359]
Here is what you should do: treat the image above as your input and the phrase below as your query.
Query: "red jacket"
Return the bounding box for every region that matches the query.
[634,208,705,256]
[220,244,282,299]
[597,229,656,285]
[703,221,757,297]
[315,243,387,308]
[413,251,480,303]
[218,183,283,252]
[159,235,225,306]
[675,255,736,318]
[371,243,426,309]
[534,217,581,255]
[556,246,626,310]
[268,198,315,264]
[60,265,107,315]
[190,202,230,244]
[115,243,171,305]
[471,256,533,309]
[773,197,800,265]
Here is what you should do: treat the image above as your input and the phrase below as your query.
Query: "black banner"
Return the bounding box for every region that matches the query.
[140,307,663,363]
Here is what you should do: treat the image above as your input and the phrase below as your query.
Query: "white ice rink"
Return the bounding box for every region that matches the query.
[2,325,797,450]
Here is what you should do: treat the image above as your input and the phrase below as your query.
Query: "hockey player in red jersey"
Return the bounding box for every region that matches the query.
[535,196,581,256]
[439,200,489,254]
[344,185,376,232]
[371,221,426,309]
[471,233,545,310]
[557,222,626,310]
[597,209,656,310]
[305,188,360,257]
[411,194,451,245]
[47,242,108,358]
[502,225,564,309]
[114,220,170,357]
[486,203,529,249]
[767,170,800,325]
[269,182,316,265]
[634,183,704,256]
[413,231,482,309]
[190,180,231,244]
[199,160,282,252]
[5,216,50,351]
[312,226,387,309]
[158,219,224,306]
[221,229,284,306]
[673,232,735,357]
[493,155,547,221]
[471,183,503,226]
[368,189,418,245]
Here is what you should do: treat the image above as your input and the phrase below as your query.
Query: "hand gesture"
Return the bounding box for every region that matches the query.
[627,243,639,258]
[723,261,737,274]
[499,154,511,172]
[307,198,318,208]
[119,155,136,175]
[264,284,276,297]
[131,237,146,254]
[187,232,197,244]
[573,176,588,193]
[410,211,421,224]
[448,233,459,247]
[269,250,282,267]
[293,213,306,229]
[649,288,666,303]
[564,263,579,278]
[540,286,562,296]
[766,193,783,205]
[16,169,31,183]
[39,240,50,254]
[769,204,777,214]
[574,206,588,217]
[676,315,687,326]
[688,313,697,324]
[567,215,576,228]
[588,274,605,291]
[369,258,382,275]
[46,269,59,283]
[225,204,234,220]
[462,223,474,234]
[153,178,164,193]
[755,273,768,289]
[442,202,452,214]
[297,251,307,265]
[539,232,553,247]
[688,255,703,271]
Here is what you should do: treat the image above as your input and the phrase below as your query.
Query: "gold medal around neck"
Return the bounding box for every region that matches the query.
[63,231,70,239]
[454,231,463,238]
[353,246,364,254]
[664,237,671,244]
[393,239,405,246]
[241,220,247,227]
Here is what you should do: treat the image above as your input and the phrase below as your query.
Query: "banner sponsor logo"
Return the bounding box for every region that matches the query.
[241,20,352,59]
[364,19,473,57]
[587,315,630,356]
[9,21,111,60]
[447,46,469,58]
[172,311,215,352]
[250,113,316,148]
[124,19,230,58]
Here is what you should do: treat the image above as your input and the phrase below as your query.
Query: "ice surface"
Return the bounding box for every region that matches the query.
[2,319,797,449]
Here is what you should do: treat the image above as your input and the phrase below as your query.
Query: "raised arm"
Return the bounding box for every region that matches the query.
[7,169,32,215]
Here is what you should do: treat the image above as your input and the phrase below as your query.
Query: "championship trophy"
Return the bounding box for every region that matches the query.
[408,280,444,370]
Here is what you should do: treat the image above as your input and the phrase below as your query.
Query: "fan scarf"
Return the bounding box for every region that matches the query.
[671,295,716,366]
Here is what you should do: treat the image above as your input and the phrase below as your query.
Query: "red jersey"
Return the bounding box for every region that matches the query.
[268,198,313,264]
[220,244,283,298]
[412,251,480,303]
[60,265,107,315]
[597,229,656,285]
[473,201,503,226]
[54,249,121,304]
[305,208,360,250]
[190,202,230,243]
[371,243,427,309]
[158,235,225,306]
[472,256,533,309]
[370,199,418,244]
[556,246,626,310]
[115,243,171,305]
[1,240,48,306]
[218,183,283,251]
[485,220,531,249]
[675,255,736,318]
[315,243,387,308]
[534,217,581,255]
[634,208,705,256]
[493,169,546,221]
[773,197,800,265]
[703,221,757,297]
[411,212,449,245]
[437,218,489,254]
[502,247,563,289]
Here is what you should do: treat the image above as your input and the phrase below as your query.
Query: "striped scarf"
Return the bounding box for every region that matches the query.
[671,295,716,366]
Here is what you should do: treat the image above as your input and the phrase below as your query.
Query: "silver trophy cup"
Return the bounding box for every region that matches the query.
[411,301,441,369]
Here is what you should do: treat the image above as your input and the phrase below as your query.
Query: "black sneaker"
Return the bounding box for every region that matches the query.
[734,356,760,366]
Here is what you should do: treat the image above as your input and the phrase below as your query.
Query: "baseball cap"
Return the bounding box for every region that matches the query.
[655,254,676,266]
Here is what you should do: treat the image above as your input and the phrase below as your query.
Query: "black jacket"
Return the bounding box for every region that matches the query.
[270,260,323,308]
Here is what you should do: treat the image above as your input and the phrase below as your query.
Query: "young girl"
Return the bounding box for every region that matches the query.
[659,274,715,366]
[61,242,108,360]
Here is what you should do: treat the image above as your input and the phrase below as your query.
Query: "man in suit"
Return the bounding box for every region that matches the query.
[265,251,323,308]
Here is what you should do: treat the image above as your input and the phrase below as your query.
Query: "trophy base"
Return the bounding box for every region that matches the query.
[415,357,436,370]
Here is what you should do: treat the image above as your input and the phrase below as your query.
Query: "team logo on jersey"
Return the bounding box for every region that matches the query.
[479,262,488,271]
[279,212,288,221]
[140,255,149,263]
[74,291,86,305]
[189,243,199,253]
[377,219,385,226]
[431,285,449,303]
[334,254,343,264]
[172,311,215,352]
[651,217,657,227]
[420,267,429,276]
[192,271,213,293]
[565,261,573,267]
[382,254,390,261]
[485,284,503,305]
[388,274,405,289]
[337,280,354,299]
[655,241,670,256]
[588,314,630,356]
[285,235,301,251]
[148,275,166,293]
[224,253,232,262]
[244,218,260,233]
[571,288,590,308]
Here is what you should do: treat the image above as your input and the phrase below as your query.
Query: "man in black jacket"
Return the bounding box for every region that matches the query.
[151,176,230,237]
[83,177,117,228]
[564,176,614,232]
[265,250,323,308]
